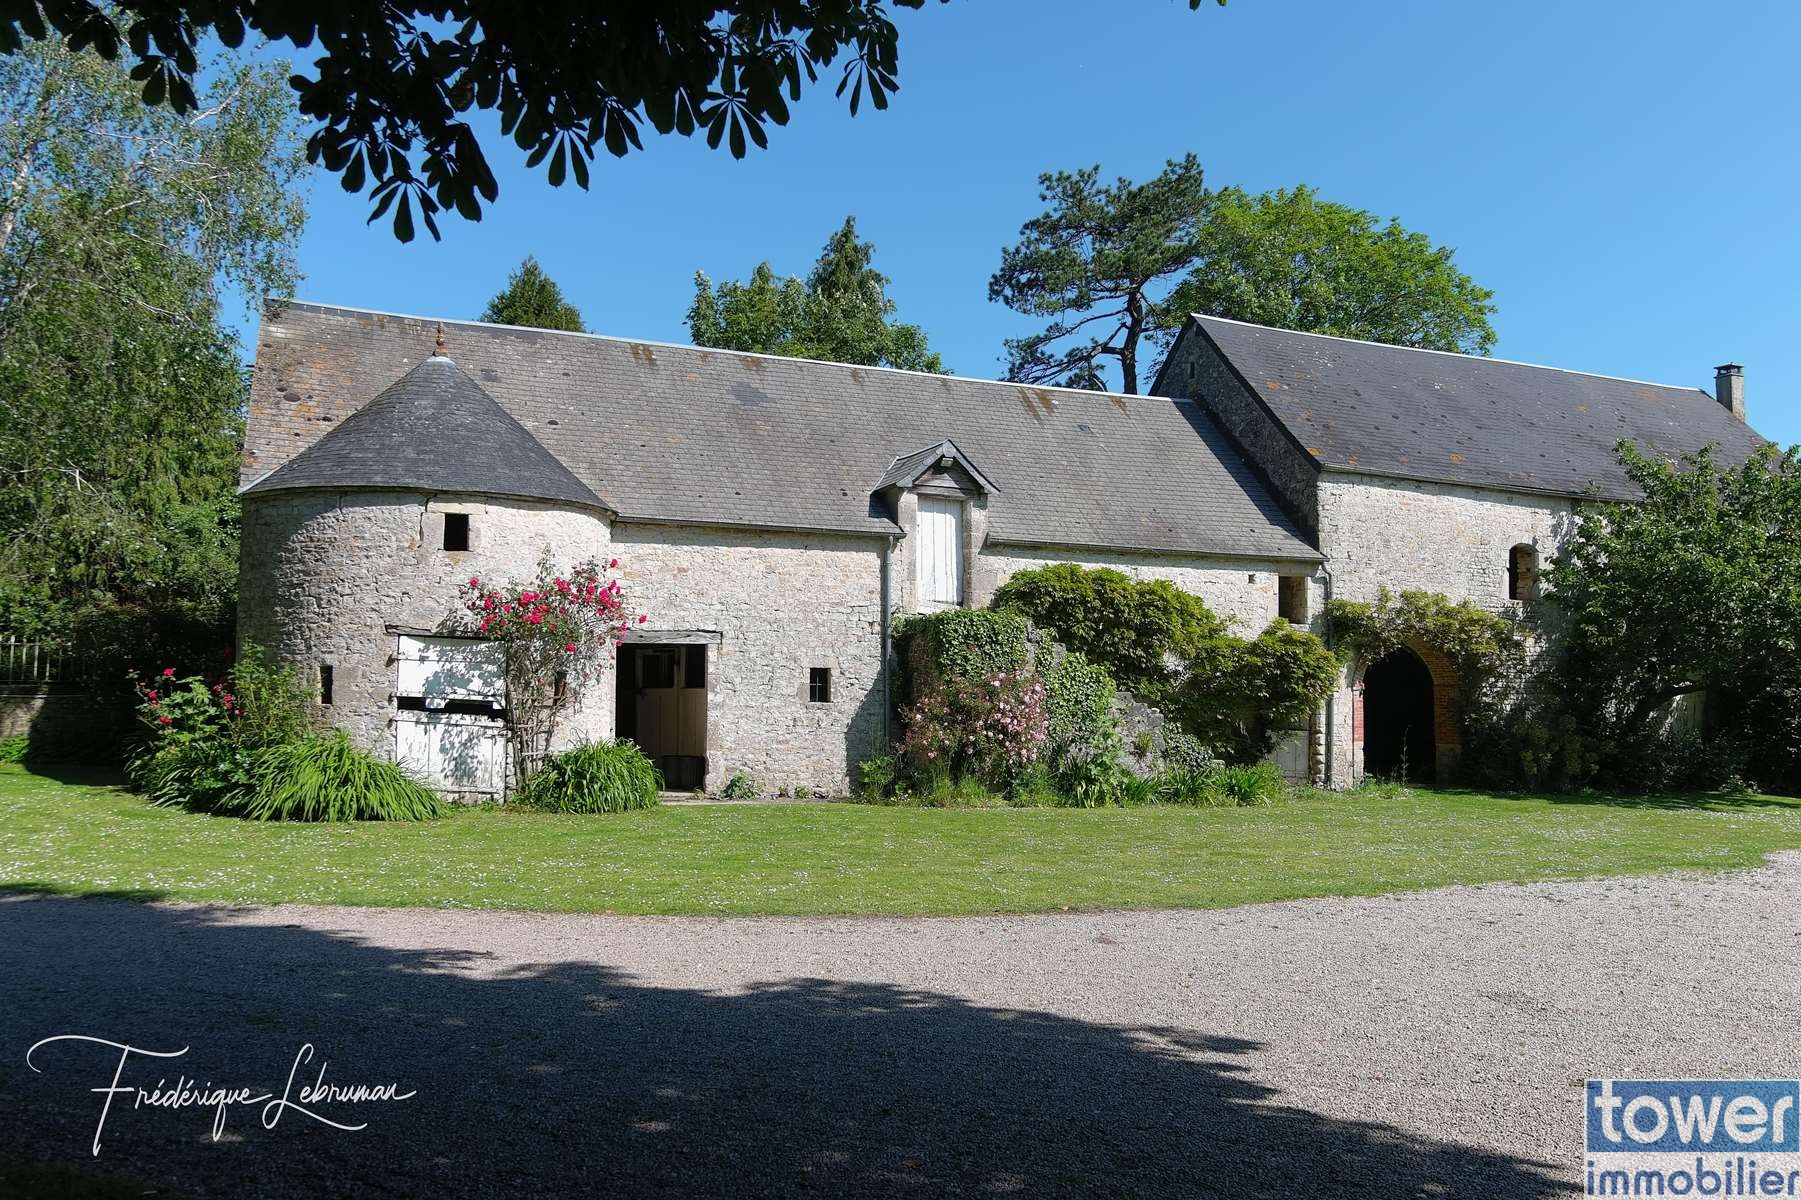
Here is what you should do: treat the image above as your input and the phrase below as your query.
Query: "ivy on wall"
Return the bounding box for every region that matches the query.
[1324,587,1524,686]
[893,609,1030,706]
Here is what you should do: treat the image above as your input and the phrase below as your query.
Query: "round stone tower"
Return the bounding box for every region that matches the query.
[237,340,614,774]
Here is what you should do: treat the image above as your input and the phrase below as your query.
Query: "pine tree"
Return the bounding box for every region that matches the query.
[480,256,586,332]
[687,217,943,372]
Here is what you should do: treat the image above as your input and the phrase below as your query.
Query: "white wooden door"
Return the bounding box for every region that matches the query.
[394,712,508,798]
[393,634,507,799]
[916,496,964,608]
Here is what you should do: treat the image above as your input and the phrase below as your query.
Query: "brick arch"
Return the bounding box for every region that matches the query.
[1350,641,1462,783]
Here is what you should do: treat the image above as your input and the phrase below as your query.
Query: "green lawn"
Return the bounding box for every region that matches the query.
[3,764,1800,916]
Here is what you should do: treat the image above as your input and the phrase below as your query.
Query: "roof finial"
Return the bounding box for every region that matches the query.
[432,323,447,357]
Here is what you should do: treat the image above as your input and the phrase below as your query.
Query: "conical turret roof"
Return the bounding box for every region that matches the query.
[243,353,604,510]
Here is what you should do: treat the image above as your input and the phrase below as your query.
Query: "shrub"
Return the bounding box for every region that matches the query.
[894,608,1029,706]
[453,555,642,790]
[1117,773,1156,807]
[899,668,1048,788]
[515,740,662,813]
[1171,621,1339,764]
[1004,763,1061,807]
[1056,746,1129,807]
[1041,651,1117,770]
[0,736,26,763]
[1214,761,1285,806]
[126,646,309,810]
[1151,767,1224,806]
[992,563,1225,702]
[907,773,1007,808]
[1158,729,1223,776]
[854,753,899,801]
[720,770,758,800]
[219,730,443,821]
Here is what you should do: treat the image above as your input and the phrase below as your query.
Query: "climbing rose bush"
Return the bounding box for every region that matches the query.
[900,669,1048,786]
[453,554,643,785]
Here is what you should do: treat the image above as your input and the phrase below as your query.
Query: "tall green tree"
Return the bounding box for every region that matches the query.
[990,155,1211,395]
[0,39,307,646]
[0,2,1225,239]
[480,256,586,332]
[990,160,1495,393]
[1545,441,1801,789]
[688,216,944,372]
[1164,186,1497,357]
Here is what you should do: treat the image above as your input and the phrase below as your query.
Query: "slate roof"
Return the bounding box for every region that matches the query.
[242,301,1320,562]
[1181,315,1766,501]
[875,441,998,494]
[243,352,606,510]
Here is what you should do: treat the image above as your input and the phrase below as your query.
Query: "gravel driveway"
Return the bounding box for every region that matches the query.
[4,856,1799,1198]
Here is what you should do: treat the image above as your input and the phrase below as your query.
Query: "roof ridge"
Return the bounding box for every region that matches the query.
[268,297,1187,405]
[1190,312,1716,397]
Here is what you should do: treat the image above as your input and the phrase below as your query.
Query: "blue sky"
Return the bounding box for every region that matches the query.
[262,0,1801,443]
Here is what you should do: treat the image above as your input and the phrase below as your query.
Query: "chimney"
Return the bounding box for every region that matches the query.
[1714,363,1745,421]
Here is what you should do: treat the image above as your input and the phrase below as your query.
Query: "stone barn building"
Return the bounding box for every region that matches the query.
[238,301,1762,796]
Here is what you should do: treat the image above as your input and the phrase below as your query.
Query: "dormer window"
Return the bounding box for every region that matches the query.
[873,439,997,614]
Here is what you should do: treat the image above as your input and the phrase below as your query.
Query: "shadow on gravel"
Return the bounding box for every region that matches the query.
[0,895,1566,1199]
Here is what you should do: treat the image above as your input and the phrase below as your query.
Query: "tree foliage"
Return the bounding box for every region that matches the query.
[1171,622,1339,764]
[991,562,1225,704]
[687,216,943,371]
[992,563,1337,763]
[989,155,1210,395]
[1544,442,1801,790]
[991,162,1495,393]
[480,255,585,332]
[0,39,307,649]
[1165,186,1495,357]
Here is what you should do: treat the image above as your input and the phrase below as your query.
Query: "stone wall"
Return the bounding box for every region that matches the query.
[1318,476,1575,607]
[1316,476,1576,785]
[239,490,613,760]
[611,522,889,796]
[242,490,1333,796]
[1155,324,1322,537]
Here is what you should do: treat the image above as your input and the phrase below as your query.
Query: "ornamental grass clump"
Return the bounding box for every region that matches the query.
[515,740,662,814]
[219,730,443,821]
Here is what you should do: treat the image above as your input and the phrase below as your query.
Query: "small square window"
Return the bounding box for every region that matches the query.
[443,512,470,552]
[808,667,832,704]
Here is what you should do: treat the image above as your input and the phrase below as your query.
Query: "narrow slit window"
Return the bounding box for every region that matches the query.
[319,664,334,706]
[808,667,832,704]
[443,512,470,552]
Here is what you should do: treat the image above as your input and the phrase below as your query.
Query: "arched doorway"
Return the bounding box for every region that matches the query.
[1362,648,1436,783]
